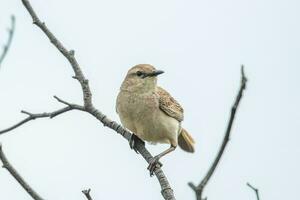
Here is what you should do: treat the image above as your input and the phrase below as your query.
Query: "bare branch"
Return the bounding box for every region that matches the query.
[21,0,92,107]
[0,144,45,200]
[19,1,176,199]
[0,15,15,68]
[0,101,84,135]
[247,182,260,200]
[82,188,94,200]
[189,65,248,200]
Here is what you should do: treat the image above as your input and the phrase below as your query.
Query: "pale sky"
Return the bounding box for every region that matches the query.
[0,0,299,200]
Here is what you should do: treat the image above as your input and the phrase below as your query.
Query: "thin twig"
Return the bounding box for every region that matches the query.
[82,189,94,200]
[0,97,84,135]
[188,66,248,200]
[0,144,45,200]
[19,1,175,199]
[21,0,92,108]
[0,15,15,68]
[247,182,260,200]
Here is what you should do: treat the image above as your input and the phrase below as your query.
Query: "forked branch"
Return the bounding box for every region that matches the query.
[247,182,260,200]
[1,1,248,200]
[82,189,94,200]
[188,66,247,200]
[2,1,177,199]
[0,96,84,135]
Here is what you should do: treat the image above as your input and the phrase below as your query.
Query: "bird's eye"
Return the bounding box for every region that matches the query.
[136,71,143,77]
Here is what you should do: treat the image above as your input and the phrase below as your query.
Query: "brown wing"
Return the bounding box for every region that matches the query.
[156,86,184,122]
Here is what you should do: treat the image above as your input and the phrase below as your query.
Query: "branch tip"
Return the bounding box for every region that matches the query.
[53,95,60,101]
[189,66,248,200]
[82,188,91,194]
[0,14,16,68]
[188,182,197,191]
[21,110,32,116]
[247,182,258,191]
[241,65,248,87]
[11,15,16,21]
[82,188,93,200]
[53,95,71,106]
[247,182,260,200]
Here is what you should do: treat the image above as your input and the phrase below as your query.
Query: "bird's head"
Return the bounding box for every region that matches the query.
[121,64,164,93]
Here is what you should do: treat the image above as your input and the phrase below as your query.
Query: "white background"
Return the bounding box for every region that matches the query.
[0,0,299,199]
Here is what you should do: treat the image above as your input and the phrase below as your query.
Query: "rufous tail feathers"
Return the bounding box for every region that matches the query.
[178,128,195,153]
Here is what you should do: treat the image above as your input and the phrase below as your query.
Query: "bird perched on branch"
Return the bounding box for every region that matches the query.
[116,64,195,175]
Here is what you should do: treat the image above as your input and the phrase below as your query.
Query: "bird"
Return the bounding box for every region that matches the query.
[116,64,195,175]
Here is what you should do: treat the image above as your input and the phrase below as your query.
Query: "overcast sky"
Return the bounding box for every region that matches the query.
[0,0,299,200]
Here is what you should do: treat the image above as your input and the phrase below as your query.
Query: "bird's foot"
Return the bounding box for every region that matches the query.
[147,156,163,176]
[129,134,144,154]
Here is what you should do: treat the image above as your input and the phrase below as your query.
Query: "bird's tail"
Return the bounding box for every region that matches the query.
[178,128,195,153]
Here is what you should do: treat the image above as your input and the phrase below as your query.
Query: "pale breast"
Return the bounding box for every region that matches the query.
[116,91,157,133]
[116,91,180,146]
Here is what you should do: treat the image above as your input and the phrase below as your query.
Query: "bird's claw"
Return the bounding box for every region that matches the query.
[129,134,144,154]
[147,156,163,176]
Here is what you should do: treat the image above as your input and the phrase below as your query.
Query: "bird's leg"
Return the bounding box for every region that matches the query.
[129,134,145,154]
[147,145,176,176]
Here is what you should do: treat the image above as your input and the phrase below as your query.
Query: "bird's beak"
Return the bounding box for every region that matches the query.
[147,70,164,77]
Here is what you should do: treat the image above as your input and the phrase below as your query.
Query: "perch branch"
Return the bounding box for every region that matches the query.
[82,189,94,200]
[16,0,175,199]
[0,144,45,200]
[0,15,15,68]
[247,182,260,200]
[188,66,247,200]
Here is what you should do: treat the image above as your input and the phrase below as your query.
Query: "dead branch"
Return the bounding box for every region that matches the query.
[2,1,177,199]
[0,143,100,200]
[247,182,260,200]
[188,66,247,200]
[0,96,84,135]
[82,189,94,200]
[0,15,15,68]
[0,144,45,200]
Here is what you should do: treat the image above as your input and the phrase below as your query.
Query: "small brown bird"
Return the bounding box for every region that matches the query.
[116,64,195,175]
